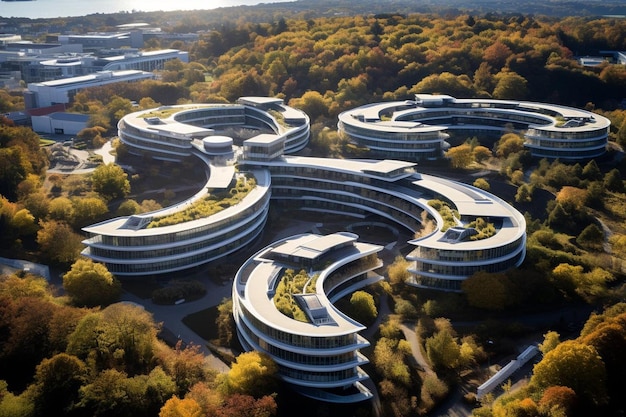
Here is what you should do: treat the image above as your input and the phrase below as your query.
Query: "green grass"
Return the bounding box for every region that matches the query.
[182,306,219,341]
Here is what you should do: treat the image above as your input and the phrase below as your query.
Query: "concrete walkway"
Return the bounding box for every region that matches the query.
[120,277,233,373]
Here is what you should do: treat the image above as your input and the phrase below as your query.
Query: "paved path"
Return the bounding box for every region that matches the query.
[120,277,233,373]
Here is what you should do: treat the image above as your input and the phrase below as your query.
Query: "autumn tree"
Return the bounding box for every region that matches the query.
[63,258,121,307]
[387,255,410,287]
[426,328,461,372]
[462,271,512,310]
[531,340,608,410]
[219,351,279,398]
[77,126,107,148]
[495,133,525,158]
[604,168,624,193]
[48,196,74,222]
[538,385,578,417]
[539,331,561,355]
[349,290,377,325]
[216,297,234,346]
[159,395,203,417]
[446,143,474,169]
[493,70,528,100]
[0,296,60,390]
[71,196,108,228]
[483,41,513,70]
[37,220,84,264]
[576,223,604,250]
[373,337,411,386]
[29,353,89,416]
[91,163,130,201]
[156,342,213,396]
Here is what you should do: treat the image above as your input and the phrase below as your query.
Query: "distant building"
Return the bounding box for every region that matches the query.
[58,32,140,52]
[578,56,608,67]
[31,112,89,135]
[338,94,610,161]
[0,34,22,48]
[25,70,154,109]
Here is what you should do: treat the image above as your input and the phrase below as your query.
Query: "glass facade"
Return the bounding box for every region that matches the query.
[340,97,610,162]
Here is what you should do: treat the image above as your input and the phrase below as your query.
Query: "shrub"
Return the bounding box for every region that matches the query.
[152,280,206,304]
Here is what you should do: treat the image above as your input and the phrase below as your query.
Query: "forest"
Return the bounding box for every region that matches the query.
[1,3,626,417]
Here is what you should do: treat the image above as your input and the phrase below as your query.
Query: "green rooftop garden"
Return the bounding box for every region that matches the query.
[147,174,256,228]
[273,269,319,323]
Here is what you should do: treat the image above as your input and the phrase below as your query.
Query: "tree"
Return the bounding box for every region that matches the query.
[387,255,410,286]
[425,328,460,372]
[91,163,130,201]
[483,41,513,69]
[63,258,121,307]
[473,145,492,163]
[473,62,495,93]
[216,298,234,346]
[495,133,525,158]
[446,143,474,169]
[373,337,411,385]
[220,351,278,398]
[76,368,135,416]
[576,223,604,250]
[0,296,60,390]
[48,197,74,222]
[492,70,528,100]
[0,273,49,299]
[11,208,37,237]
[71,196,108,228]
[36,220,84,264]
[349,290,377,324]
[539,331,561,355]
[604,168,624,193]
[538,386,578,417]
[289,91,328,121]
[462,271,511,310]
[30,353,88,416]
[0,147,29,201]
[156,342,212,396]
[582,159,602,181]
[531,340,608,409]
[515,183,533,203]
[556,186,587,210]
[159,396,203,417]
[215,394,277,417]
[411,72,476,97]
[116,199,140,216]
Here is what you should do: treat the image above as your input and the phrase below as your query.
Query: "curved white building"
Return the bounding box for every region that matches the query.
[242,155,526,292]
[82,163,271,276]
[338,94,610,161]
[117,96,310,162]
[83,97,526,291]
[233,232,383,403]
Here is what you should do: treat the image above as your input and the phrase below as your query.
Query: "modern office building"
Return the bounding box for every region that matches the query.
[338,94,610,161]
[241,155,526,292]
[82,98,310,276]
[82,165,272,276]
[37,49,189,80]
[83,97,526,291]
[25,70,154,109]
[232,232,383,403]
[117,97,310,162]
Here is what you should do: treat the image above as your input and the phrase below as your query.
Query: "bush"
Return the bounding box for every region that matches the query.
[152,280,206,304]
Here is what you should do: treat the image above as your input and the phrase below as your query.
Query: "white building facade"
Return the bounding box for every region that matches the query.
[84,98,526,291]
[338,94,610,161]
[232,232,383,403]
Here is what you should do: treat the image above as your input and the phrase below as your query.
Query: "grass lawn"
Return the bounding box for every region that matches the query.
[182,306,220,341]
